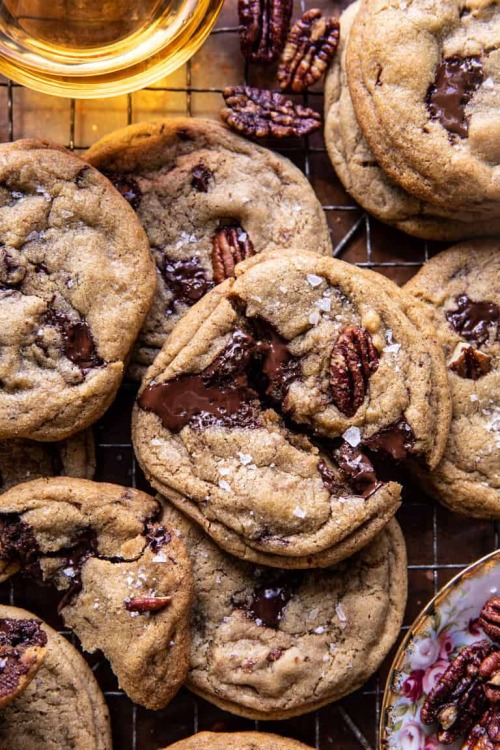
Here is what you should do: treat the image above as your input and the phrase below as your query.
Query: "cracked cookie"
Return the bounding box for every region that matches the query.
[162,500,407,719]
[324,2,500,240]
[0,477,193,709]
[0,139,155,441]
[86,118,332,380]
[404,240,500,518]
[346,0,500,216]
[0,430,95,492]
[165,733,313,749]
[133,250,450,567]
[0,605,112,749]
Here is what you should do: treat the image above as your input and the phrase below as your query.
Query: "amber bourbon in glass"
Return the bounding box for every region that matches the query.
[0,0,223,97]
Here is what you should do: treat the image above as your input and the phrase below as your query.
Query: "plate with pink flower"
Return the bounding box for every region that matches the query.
[380,549,500,750]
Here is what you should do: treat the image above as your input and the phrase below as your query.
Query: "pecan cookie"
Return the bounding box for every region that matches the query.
[0,430,95,492]
[347,0,500,216]
[133,251,450,567]
[0,605,112,749]
[324,2,500,240]
[162,500,407,719]
[0,139,155,441]
[86,118,331,380]
[0,477,193,709]
[165,732,313,749]
[405,240,500,518]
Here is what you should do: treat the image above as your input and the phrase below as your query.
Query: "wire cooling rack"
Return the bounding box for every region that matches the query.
[0,0,498,748]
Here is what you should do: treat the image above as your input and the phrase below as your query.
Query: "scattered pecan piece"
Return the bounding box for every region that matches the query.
[278,10,340,93]
[329,326,380,417]
[480,651,500,704]
[463,707,500,750]
[480,598,500,644]
[267,648,283,662]
[221,86,321,138]
[449,342,491,380]
[125,595,172,613]
[421,640,492,743]
[238,0,292,63]
[212,225,254,283]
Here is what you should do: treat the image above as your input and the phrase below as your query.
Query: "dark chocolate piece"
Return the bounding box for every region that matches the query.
[0,515,42,579]
[138,330,261,432]
[43,309,103,370]
[363,418,415,461]
[191,164,213,192]
[106,173,142,210]
[446,294,499,346]
[253,317,300,403]
[246,583,294,628]
[334,443,381,498]
[160,255,214,306]
[426,56,483,138]
[145,522,171,552]
[0,618,47,701]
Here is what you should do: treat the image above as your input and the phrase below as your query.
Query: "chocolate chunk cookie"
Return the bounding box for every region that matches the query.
[133,251,450,567]
[162,500,407,719]
[0,430,95,492]
[86,118,332,380]
[165,733,313,749]
[405,240,500,518]
[0,139,156,441]
[324,2,500,240]
[347,1,500,215]
[0,605,112,749]
[0,477,193,709]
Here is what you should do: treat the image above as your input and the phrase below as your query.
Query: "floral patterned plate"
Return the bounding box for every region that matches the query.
[380,549,500,750]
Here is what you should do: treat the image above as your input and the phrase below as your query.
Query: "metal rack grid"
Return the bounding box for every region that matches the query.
[0,1,498,748]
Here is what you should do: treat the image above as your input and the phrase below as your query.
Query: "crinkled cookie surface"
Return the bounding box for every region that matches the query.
[86,118,332,379]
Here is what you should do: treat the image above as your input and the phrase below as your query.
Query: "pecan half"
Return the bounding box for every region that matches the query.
[449,342,491,380]
[480,598,500,644]
[463,707,500,750]
[480,651,500,704]
[221,86,321,138]
[278,10,340,93]
[238,0,292,63]
[329,326,380,417]
[421,640,492,743]
[212,225,254,283]
[125,595,172,613]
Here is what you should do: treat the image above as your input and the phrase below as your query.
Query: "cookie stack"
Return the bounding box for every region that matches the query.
[325,0,500,240]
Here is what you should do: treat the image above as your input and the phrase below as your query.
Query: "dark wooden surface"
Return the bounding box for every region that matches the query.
[0,0,497,747]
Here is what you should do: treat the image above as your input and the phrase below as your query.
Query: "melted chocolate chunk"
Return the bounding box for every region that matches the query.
[161,255,214,306]
[0,515,42,579]
[0,618,46,649]
[363,418,415,462]
[106,173,142,210]
[0,618,47,699]
[246,583,294,628]
[318,460,343,496]
[334,443,381,498]
[139,330,261,432]
[191,164,213,192]
[446,294,499,346]
[145,522,171,551]
[252,318,300,403]
[56,531,98,613]
[43,310,103,371]
[426,56,483,138]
